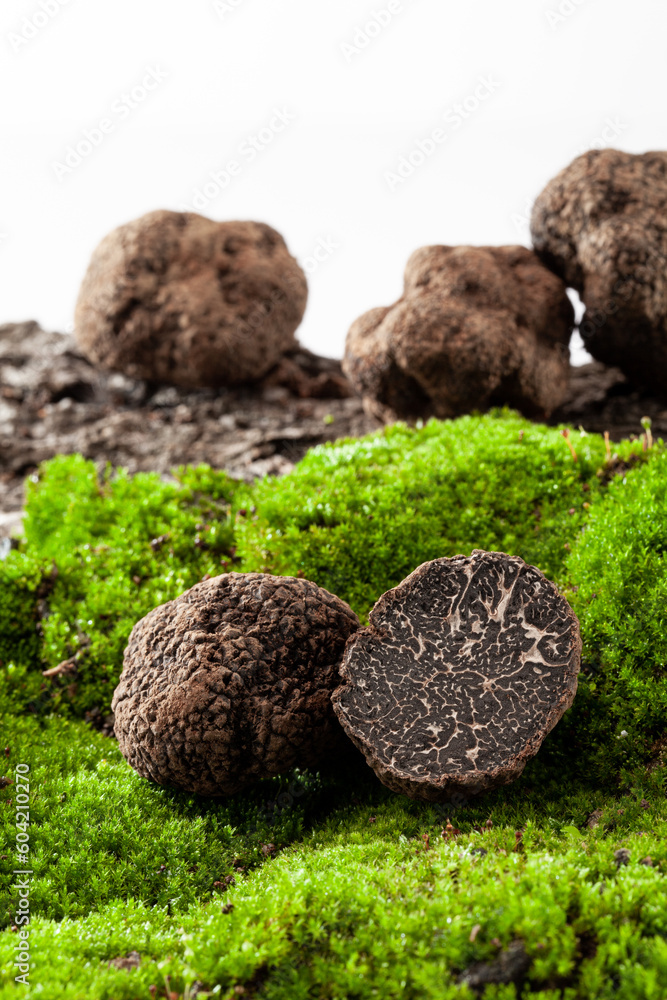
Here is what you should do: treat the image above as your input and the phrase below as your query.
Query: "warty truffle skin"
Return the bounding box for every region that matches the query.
[111,572,360,796]
[343,245,574,423]
[332,550,581,802]
[530,148,667,394]
[75,210,308,388]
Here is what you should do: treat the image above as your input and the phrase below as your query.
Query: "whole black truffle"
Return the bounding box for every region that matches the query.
[331,550,580,801]
[75,211,308,388]
[343,245,573,423]
[531,149,667,394]
[111,572,360,796]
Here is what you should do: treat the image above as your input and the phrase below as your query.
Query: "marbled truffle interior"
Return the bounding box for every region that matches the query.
[333,550,581,800]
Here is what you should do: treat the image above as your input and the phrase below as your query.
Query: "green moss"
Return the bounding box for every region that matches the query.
[1,724,667,998]
[0,413,655,740]
[0,553,43,714]
[1,456,242,718]
[0,711,326,932]
[236,411,643,621]
[1,414,667,997]
[563,449,667,782]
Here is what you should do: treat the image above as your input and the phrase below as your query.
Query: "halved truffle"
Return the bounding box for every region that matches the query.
[111,573,359,796]
[331,551,580,801]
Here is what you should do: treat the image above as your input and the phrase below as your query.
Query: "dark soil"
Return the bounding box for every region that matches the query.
[549,361,667,440]
[0,321,380,533]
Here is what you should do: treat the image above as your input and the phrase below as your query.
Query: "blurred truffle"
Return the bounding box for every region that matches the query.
[343,245,573,422]
[75,210,307,387]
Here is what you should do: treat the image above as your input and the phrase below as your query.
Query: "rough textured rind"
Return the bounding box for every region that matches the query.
[342,245,573,423]
[531,149,667,393]
[332,551,580,801]
[75,210,308,388]
[111,573,359,796]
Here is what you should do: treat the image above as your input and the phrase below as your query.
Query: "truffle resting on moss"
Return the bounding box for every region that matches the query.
[111,572,360,796]
[332,550,580,801]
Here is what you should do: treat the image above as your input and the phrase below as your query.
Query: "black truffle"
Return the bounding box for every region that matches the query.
[111,572,359,796]
[342,245,573,423]
[75,211,308,388]
[531,149,667,394]
[331,551,580,801]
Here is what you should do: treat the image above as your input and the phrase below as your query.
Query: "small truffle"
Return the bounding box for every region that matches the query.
[75,210,307,388]
[531,149,667,393]
[111,573,359,796]
[343,245,573,423]
[332,551,580,801]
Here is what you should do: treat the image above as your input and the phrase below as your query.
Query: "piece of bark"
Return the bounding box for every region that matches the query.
[332,550,580,801]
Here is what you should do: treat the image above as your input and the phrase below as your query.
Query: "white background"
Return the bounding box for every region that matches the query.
[0,0,664,364]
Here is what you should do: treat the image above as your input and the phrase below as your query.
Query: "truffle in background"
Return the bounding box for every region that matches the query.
[531,148,667,395]
[343,245,574,423]
[111,572,359,796]
[75,210,308,388]
[332,550,581,801]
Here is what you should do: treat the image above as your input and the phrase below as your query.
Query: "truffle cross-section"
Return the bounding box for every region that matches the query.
[332,550,580,801]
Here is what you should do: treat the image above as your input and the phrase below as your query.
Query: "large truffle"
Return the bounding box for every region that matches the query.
[75,210,307,388]
[111,573,359,796]
[531,149,667,394]
[343,245,573,423]
[332,551,580,801]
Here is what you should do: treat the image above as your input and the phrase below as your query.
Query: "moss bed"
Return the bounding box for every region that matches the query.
[2,410,667,998]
